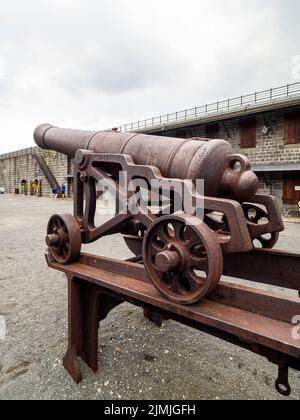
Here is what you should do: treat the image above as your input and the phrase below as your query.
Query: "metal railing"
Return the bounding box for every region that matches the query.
[117,82,300,133]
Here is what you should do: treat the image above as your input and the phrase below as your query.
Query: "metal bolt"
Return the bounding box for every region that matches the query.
[80,172,88,182]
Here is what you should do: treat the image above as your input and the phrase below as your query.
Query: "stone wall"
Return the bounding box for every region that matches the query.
[162,107,300,208]
[257,172,283,205]
[162,108,300,168]
[0,147,70,197]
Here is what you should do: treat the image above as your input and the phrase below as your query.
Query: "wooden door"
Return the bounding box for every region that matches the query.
[283,171,300,205]
[240,117,257,148]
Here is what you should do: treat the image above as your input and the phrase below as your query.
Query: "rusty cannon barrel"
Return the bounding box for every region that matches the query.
[34,124,258,202]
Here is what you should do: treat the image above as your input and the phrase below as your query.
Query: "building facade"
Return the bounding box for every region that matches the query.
[0,82,300,210]
[0,147,71,197]
[156,108,300,210]
[118,82,300,211]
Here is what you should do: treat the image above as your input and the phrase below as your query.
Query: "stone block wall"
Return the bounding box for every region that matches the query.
[0,147,70,197]
[161,107,300,208]
[162,108,300,168]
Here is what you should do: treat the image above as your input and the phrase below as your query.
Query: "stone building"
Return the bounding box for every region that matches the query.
[0,147,71,197]
[118,82,300,211]
[0,82,300,211]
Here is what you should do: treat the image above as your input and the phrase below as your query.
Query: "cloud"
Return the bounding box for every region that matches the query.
[0,0,299,153]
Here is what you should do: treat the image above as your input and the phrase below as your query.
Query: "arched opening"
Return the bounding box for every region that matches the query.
[21,179,28,196]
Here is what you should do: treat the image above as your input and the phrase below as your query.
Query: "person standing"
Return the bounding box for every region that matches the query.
[53,184,58,200]
[61,183,66,199]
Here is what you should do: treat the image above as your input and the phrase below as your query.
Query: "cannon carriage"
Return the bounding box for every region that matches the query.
[34,124,300,396]
[35,124,283,305]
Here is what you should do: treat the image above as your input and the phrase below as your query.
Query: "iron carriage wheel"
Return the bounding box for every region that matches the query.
[242,203,279,249]
[143,214,223,305]
[219,203,279,250]
[46,214,82,264]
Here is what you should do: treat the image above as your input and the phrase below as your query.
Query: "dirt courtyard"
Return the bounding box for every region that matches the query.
[0,194,300,400]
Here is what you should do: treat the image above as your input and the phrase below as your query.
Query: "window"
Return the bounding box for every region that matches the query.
[240,117,257,148]
[283,172,300,205]
[206,123,220,139]
[284,109,300,145]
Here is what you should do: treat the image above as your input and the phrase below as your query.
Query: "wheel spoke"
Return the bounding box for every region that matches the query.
[186,233,201,251]
[257,235,270,248]
[63,244,69,258]
[251,214,261,224]
[161,272,173,289]
[171,274,185,294]
[191,256,208,272]
[156,225,172,244]
[149,238,164,257]
[172,221,184,241]
[186,268,206,287]
[184,270,205,290]
[148,242,160,258]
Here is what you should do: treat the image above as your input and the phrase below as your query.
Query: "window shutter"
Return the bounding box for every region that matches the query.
[295,110,300,144]
[240,117,257,148]
[284,109,300,145]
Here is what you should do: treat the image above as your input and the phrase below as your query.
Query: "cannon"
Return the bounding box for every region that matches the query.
[34,124,300,396]
[34,124,283,304]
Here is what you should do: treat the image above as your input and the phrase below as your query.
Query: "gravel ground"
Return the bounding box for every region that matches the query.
[0,194,300,400]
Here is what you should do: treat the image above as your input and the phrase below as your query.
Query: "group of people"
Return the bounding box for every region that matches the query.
[52,183,66,199]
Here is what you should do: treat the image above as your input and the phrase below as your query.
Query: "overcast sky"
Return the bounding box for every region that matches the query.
[0,0,299,153]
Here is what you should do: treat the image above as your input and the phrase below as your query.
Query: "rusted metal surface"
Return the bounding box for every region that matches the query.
[34,124,259,202]
[34,124,300,396]
[143,214,223,305]
[46,253,300,396]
